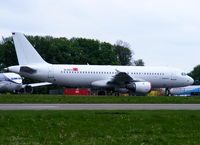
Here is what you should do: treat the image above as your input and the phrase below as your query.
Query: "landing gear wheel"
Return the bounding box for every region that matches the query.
[98,91,106,96]
[165,88,170,96]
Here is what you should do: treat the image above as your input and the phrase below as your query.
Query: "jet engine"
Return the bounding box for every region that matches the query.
[23,85,33,94]
[126,82,152,94]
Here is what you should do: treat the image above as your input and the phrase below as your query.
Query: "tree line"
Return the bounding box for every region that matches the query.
[188,65,200,85]
[0,35,134,68]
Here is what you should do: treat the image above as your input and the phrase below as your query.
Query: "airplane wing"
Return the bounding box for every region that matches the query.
[109,72,133,85]
[22,82,52,88]
[108,71,145,85]
[92,70,145,87]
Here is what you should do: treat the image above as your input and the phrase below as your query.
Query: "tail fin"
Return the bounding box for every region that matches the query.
[12,32,48,65]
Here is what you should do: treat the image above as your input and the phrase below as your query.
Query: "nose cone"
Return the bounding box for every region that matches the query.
[187,76,194,85]
[3,66,20,74]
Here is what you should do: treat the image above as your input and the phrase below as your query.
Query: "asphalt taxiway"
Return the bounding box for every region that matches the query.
[0,104,200,110]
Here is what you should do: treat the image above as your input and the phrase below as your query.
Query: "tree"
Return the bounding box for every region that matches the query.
[0,36,134,67]
[115,40,131,49]
[134,59,145,66]
[114,40,132,65]
[0,37,18,70]
[188,65,200,85]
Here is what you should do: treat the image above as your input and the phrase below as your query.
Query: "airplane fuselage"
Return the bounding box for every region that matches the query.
[6,32,194,94]
[0,73,22,92]
[8,64,193,88]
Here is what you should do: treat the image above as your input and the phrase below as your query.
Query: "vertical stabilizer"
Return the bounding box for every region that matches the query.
[12,32,48,65]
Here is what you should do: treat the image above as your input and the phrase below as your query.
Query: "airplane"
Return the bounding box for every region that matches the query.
[0,72,51,93]
[4,32,194,94]
[170,85,200,96]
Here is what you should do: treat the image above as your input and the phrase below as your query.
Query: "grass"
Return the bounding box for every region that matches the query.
[0,110,200,145]
[1,94,200,103]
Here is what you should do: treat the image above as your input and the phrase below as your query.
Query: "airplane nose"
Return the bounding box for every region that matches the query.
[187,77,194,85]
[190,77,194,85]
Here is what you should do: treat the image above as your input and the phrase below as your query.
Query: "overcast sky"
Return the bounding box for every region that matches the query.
[1,0,200,72]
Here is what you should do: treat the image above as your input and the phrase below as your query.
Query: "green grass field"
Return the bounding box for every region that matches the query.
[0,110,200,145]
[1,94,200,103]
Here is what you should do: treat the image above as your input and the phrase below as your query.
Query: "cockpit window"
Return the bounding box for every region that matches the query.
[181,72,187,76]
[11,78,21,80]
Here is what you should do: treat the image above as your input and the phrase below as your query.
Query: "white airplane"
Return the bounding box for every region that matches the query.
[0,72,51,93]
[4,32,194,94]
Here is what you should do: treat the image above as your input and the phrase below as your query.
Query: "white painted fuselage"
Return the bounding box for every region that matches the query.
[8,64,193,88]
[0,73,22,92]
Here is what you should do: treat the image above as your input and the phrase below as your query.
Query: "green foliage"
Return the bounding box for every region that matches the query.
[134,59,145,66]
[0,37,18,70]
[0,35,133,67]
[0,94,200,103]
[188,65,200,85]
[0,110,200,144]
[115,40,133,65]
[114,45,132,65]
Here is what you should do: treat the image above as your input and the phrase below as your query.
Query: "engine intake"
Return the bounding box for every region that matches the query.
[126,82,152,94]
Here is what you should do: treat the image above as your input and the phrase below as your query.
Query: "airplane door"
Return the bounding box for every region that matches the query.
[48,66,54,79]
[171,73,177,81]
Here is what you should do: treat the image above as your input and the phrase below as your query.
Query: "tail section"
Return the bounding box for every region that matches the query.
[12,32,48,65]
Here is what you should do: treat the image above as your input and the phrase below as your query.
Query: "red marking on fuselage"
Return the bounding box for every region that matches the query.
[73,68,78,71]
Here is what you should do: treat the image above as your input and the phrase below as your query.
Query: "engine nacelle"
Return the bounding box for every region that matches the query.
[23,85,33,94]
[126,82,152,94]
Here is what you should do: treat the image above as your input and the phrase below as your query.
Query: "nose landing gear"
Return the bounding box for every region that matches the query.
[165,88,171,96]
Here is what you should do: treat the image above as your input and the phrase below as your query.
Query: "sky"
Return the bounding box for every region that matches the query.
[0,0,200,73]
